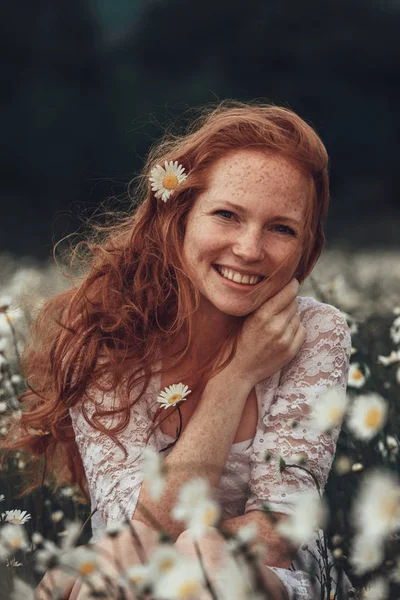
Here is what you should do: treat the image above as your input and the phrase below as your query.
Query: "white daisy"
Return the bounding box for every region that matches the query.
[148,543,181,580]
[59,546,98,578]
[51,510,64,523]
[2,509,31,525]
[352,470,400,541]
[0,401,7,413]
[0,524,29,555]
[348,362,370,388]
[156,382,191,410]
[119,563,153,595]
[390,315,400,345]
[0,494,5,502]
[276,491,328,545]
[152,559,204,600]
[347,393,388,441]
[309,386,349,433]
[172,477,212,523]
[363,576,389,600]
[213,553,256,600]
[184,498,221,540]
[350,533,384,575]
[149,160,188,203]
[377,350,400,366]
[9,578,35,600]
[140,446,166,501]
[334,455,353,475]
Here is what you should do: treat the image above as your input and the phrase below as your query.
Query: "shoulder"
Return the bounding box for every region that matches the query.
[296,295,351,349]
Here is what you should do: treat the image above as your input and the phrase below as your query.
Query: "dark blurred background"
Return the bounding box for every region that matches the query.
[2,0,399,259]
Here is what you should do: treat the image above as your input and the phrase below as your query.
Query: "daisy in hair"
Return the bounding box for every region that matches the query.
[149,160,187,203]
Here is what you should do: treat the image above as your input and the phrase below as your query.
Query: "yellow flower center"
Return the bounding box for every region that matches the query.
[10,539,22,549]
[365,407,383,429]
[328,407,342,421]
[79,562,96,576]
[382,494,399,522]
[129,573,145,583]
[352,369,363,380]
[159,558,175,573]
[203,506,217,525]
[168,393,182,404]
[178,580,199,598]
[162,174,179,190]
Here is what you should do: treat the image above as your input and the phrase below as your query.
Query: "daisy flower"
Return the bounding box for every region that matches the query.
[172,477,212,523]
[277,491,328,545]
[353,471,400,541]
[348,362,370,388]
[0,401,7,413]
[309,386,349,433]
[59,546,98,578]
[346,393,388,441]
[2,510,31,525]
[152,559,204,600]
[0,524,29,555]
[363,576,389,600]
[10,578,35,600]
[350,533,384,575]
[140,446,166,501]
[148,544,181,580]
[377,350,400,366]
[0,495,5,502]
[149,161,188,203]
[390,315,400,345]
[156,382,191,410]
[213,553,256,600]
[184,497,221,540]
[119,563,153,595]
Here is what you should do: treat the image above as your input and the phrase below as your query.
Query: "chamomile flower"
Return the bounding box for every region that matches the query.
[9,578,35,600]
[152,559,204,600]
[347,393,388,441]
[148,544,181,580]
[377,350,400,366]
[350,533,384,575]
[352,470,400,541]
[149,161,187,203]
[348,362,370,388]
[119,563,153,595]
[59,546,98,578]
[156,382,191,410]
[172,477,212,523]
[184,498,221,540]
[363,576,389,600]
[310,386,348,433]
[0,524,29,554]
[277,491,328,545]
[2,510,31,525]
[390,315,400,345]
[141,446,166,501]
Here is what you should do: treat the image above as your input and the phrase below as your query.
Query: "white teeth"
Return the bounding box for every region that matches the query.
[216,266,262,285]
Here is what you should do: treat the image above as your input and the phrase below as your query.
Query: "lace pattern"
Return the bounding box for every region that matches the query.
[70,296,352,598]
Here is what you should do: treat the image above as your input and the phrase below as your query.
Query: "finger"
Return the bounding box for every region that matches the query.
[264,279,300,316]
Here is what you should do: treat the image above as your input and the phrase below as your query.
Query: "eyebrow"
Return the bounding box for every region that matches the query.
[215,201,302,226]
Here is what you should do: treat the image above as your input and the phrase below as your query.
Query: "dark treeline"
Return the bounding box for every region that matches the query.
[2,0,399,258]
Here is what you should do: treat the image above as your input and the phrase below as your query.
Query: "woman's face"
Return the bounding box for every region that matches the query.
[182,148,313,319]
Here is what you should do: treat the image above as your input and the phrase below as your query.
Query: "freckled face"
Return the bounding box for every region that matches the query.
[182,148,313,319]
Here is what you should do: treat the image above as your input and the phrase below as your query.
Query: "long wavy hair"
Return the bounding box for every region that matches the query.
[2,100,330,500]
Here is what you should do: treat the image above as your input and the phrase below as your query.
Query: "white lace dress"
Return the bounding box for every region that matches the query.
[70,296,353,599]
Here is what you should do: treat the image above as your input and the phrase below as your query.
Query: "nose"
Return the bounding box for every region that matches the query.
[232,227,265,263]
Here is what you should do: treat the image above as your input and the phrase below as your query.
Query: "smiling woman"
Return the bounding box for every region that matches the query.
[2,100,352,599]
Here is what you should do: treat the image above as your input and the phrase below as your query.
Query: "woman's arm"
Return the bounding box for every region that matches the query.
[133,364,253,540]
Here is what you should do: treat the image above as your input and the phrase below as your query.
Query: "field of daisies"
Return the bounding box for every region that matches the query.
[0,248,400,600]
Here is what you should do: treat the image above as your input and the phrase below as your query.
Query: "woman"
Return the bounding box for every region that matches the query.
[6,101,351,599]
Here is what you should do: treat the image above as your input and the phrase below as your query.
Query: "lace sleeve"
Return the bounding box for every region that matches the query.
[245,296,352,515]
[69,386,152,527]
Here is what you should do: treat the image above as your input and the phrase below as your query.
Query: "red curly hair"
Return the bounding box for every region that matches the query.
[2,100,330,500]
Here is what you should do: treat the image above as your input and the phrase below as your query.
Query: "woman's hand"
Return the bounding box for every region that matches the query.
[230,278,306,387]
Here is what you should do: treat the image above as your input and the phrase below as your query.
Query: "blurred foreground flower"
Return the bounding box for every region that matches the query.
[276,491,328,545]
[310,385,348,432]
[352,470,400,542]
[172,477,220,539]
[0,524,29,558]
[349,532,384,575]
[348,362,370,388]
[346,393,388,440]
[140,446,166,501]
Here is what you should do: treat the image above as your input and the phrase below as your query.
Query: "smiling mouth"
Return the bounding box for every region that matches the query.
[212,264,265,287]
